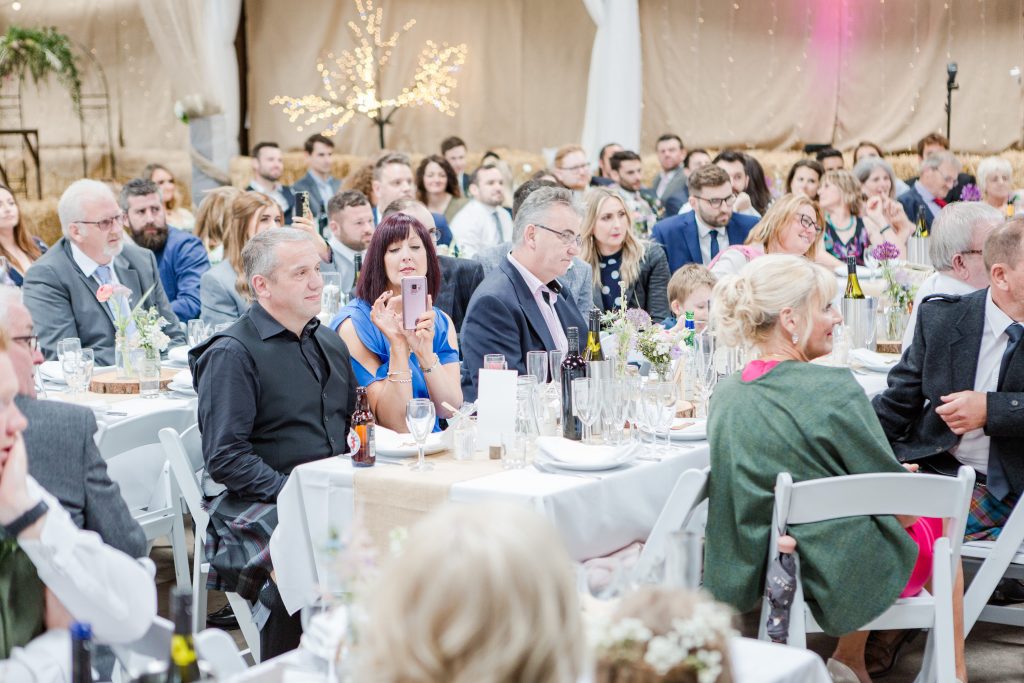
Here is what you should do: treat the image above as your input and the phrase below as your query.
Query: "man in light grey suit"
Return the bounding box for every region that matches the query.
[22,179,185,366]
[0,285,145,558]
[290,133,342,235]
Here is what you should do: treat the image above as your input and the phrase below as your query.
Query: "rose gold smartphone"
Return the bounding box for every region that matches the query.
[401,275,428,330]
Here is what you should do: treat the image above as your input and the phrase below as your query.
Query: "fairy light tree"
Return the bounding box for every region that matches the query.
[270,0,468,149]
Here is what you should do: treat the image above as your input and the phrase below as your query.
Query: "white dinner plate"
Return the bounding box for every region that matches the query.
[669,417,708,441]
[536,437,637,471]
[374,426,446,458]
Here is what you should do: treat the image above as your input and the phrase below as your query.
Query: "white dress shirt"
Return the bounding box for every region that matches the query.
[902,272,977,348]
[951,289,1015,474]
[450,200,513,259]
[694,213,728,266]
[506,253,568,354]
[1,476,157,683]
[69,243,121,287]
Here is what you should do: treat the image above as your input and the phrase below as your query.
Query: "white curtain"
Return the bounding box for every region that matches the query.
[139,0,241,199]
[580,0,642,161]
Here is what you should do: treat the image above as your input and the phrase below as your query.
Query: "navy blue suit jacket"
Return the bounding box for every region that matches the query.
[460,257,587,402]
[651,211,759,273]
[155,226,210,321]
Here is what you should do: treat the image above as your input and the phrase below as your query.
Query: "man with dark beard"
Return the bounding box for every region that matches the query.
[119,178,210,320]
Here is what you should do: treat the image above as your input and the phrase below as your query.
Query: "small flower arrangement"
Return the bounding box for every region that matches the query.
[134,306,171,354]
[635,326,685,380]
[870,241,916,313]
[601,296,653,371]
[588,600,736,682]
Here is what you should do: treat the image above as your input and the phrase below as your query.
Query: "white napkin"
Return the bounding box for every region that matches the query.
[172,369,192,386]
[167,346,189,364]
[536,436,634,467]
[39,360,66,383]
[849,348,899,369]
[374,425,444,453]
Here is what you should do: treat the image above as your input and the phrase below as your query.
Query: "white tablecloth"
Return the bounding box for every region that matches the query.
[270,444,711,615]
[229,637,830,683]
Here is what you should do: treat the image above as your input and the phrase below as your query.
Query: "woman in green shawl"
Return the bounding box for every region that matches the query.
[703,255,967,683]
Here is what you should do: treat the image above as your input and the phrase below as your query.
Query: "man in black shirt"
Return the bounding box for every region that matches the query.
[190,227,356,658]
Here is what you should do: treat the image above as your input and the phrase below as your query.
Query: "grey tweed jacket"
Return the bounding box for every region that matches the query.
[474,243,594,320]
[17,395,147,558]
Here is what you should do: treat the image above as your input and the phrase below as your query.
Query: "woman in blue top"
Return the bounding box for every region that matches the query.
[0,184,46,286]
[332,212,462,432]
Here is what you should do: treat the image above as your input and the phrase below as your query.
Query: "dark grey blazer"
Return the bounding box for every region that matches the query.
[591,242,671,322]
[873,289,1024,494]
[473,243,594,321]
[17,395,147,558]
[22,238,185,366]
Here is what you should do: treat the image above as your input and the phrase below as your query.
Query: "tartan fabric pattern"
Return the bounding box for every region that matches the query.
[964,482,1019,542]
[203,493,278,603]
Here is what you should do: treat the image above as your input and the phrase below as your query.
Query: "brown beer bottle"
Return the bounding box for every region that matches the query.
[350,386,376,467]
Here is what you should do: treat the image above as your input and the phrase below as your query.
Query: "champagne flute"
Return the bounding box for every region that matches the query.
[406,399,436,472]
[526,350,548,385]
[655,380,678,452]
[548,350,565,389]
[572,377,597,444]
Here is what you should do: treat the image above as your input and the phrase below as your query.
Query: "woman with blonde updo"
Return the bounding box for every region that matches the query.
[193,186,241,263]
[358,502,585,683]
[709,193,826,278]
[704,255,967,683]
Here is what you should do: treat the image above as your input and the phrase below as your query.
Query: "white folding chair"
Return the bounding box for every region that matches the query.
[961,492,1024,631]
[757,467,975,683]
[632,467,709,583]
[160,426,261,664]
[96,407,197,591]
[195,628,249,679]
[110,616,172,682]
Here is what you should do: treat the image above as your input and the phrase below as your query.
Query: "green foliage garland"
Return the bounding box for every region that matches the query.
[0,26,82,113]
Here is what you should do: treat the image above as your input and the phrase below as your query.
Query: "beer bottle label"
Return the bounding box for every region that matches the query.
[347,428,361,455]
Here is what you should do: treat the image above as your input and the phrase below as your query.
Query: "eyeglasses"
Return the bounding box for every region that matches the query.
[557,163,590,173]
[12,335,39,352]
[959,249,983,256]
[76,213,126,232]
[533,223,583,248]
[796,214,823,234]
[692,194,737,209]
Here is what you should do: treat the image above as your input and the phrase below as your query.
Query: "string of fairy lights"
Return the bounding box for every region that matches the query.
[269,0,467,139]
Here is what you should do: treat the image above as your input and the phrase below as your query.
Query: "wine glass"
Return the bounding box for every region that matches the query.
[655,380,678,453]
[603,380,628,446]
[623,374,643,444]
[406,399,436,472]
[526,350,548,385]
[695,331,718,418]
[572,377,598,444]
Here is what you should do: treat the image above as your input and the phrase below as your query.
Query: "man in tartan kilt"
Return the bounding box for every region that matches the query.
[190,228,357,658]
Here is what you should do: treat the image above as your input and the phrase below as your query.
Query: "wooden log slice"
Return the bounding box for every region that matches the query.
[90,367,177,394]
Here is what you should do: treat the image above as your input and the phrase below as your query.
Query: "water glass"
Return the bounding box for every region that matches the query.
[832,323,850,366]
[453,417,477,461]
[57,337,81,361]
[138,355,162,398]
[526,350,548,384]
[321,272,344,320]
[502,432,528,470]
[406,399,436,472]
[483,353,507,370]
[187,319,209,347]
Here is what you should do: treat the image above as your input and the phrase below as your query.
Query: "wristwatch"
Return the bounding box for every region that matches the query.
[2,500,48,538]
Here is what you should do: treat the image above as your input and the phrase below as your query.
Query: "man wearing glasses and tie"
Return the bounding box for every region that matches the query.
[651,164,759,273]
[459,186,587,402]
[22,179,185,365]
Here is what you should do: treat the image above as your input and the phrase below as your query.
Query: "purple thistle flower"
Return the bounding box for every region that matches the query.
[669,344,685,360]
[959,183,981,202]
[871,241,901,262]
[624,308,652,329]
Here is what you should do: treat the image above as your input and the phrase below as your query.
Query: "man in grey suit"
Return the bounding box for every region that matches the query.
[650,133,689,208]
[290,133,342,234]
[22,179,185,365]
[474,178,594,320]
[0,285,145,558]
